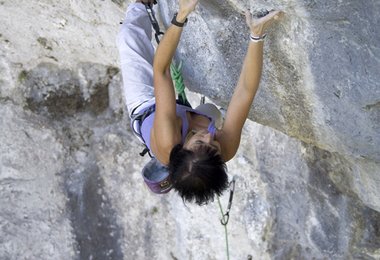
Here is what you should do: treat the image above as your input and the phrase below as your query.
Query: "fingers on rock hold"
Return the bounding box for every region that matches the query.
[256,9,270,18]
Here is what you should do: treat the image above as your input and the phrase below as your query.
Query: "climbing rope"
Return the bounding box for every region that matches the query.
[217,176,236,260]
[170,61,185,97]
[217,197,231,260]
[171,60,191,107]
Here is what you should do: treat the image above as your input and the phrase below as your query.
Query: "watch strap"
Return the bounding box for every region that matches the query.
[171,13,188,27]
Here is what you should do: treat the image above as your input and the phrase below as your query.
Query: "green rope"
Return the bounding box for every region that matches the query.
[170,60,188,104]
[217,196,230,260]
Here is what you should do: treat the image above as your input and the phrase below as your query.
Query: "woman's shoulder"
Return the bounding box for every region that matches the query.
[150,115,183,165]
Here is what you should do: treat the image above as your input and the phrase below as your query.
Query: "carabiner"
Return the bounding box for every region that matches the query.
[220,212,230,226]
[220,176,236,226]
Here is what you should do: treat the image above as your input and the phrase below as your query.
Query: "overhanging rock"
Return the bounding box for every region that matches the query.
[159,0,380,163]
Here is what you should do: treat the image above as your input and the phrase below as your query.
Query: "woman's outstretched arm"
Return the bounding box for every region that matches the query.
[220,10,283,162]
[153,9,190,122]
[152,0,199,163]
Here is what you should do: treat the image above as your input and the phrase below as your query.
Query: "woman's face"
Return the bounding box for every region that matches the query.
[183,129,221,153]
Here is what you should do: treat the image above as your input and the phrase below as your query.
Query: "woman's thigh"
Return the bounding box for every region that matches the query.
[117,3,155,116]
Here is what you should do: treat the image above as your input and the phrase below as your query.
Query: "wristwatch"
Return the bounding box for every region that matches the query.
[171,13,188,27]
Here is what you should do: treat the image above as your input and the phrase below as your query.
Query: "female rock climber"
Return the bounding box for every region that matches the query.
[117,0,283,205]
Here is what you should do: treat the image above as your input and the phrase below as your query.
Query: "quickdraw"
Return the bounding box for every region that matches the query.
[217,176,237,260]
[144,4,164,44]
[220,176,236,226]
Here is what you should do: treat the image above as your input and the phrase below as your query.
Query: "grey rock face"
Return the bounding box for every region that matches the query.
[306,0,380,162]
[158,0,380,213]
[0,0,380,259]
[159,0,380,161]
[235,123,380,259]
[0,103,74,259]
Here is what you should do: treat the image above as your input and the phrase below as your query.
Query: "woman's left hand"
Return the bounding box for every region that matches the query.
[245,9,284,37]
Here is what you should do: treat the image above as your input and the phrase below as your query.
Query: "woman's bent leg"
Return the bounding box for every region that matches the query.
[117,3,155,117]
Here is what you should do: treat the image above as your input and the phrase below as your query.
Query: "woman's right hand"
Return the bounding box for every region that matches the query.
[177,0,199,21]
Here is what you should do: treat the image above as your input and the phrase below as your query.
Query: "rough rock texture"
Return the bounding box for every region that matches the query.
[159,0,380,212]
[0,0,379,259]
[161,0,380,160]
[0,103,75,259]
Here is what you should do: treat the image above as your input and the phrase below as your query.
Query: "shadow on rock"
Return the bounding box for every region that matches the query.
[22,62,119,118]
[64,164,123,260]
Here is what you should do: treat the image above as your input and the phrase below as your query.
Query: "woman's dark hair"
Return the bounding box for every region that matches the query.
[168,143,228,205]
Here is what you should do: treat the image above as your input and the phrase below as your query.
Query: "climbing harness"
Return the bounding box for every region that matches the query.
[217,176,237,260]
[130,104,156,158]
